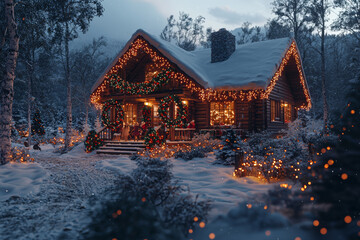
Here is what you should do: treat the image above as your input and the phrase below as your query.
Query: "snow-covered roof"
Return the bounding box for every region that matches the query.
[91,29,293,93]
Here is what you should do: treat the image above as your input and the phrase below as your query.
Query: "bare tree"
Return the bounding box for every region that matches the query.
[160,12,205,51]
[17,0,48,146]
[271,0,311,42]
[46,0,104,152]
[309,0,331,127]
[71,37,107,135]
[0,0,20,164]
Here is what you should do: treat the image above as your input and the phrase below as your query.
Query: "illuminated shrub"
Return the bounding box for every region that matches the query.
[84,130,103,153]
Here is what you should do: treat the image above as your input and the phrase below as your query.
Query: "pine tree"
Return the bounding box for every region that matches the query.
[31,110,45,136]
[311,76,360,234]
[84,130,103,152]
[144,127,159,149]
[215,129,241,165]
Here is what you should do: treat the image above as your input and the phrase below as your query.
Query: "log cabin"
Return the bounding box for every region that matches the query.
[90,28,311,142]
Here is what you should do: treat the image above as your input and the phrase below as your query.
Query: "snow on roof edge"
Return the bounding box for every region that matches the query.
[90,29,209,94]
[91,29,296,97]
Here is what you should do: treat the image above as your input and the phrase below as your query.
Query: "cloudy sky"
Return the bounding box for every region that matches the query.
[76,0,274,43]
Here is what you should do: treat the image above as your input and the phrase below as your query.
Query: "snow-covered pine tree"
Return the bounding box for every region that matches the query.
[84,130,103,152]
[144,127,159,149]
[311,76,360,234]
[215,129,241,165]
[31,109,45,136]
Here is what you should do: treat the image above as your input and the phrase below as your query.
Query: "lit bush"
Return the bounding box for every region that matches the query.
[10,146,34,163]
[234,115,336,183]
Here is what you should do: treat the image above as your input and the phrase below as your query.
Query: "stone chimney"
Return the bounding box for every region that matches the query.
[210,28,236,63]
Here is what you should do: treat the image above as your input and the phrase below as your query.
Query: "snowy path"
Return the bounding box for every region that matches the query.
[0,145,121,240]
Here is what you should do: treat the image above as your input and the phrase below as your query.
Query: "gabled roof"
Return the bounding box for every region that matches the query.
[91,29,311,108]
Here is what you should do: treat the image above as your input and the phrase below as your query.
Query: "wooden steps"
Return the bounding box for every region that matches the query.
[97,141,146,155]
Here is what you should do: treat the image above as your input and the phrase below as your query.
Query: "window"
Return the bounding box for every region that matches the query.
[271,100,281,122]
[153,104,160,126]
[210,102,235,126]
[283,101,292,123]
[124,104,137,126]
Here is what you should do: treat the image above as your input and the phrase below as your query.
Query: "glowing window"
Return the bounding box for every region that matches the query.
[283,101,292,123]
[124,104,137,126]
[210,102,235,126]
[271,100,281,122]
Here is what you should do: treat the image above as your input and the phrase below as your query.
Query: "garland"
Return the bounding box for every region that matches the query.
[142,105,152,130]
[101,99,124,130]
[144,127,159,149]
[85,130,104,153]
[158,94,188,128]
[109,68,175,95]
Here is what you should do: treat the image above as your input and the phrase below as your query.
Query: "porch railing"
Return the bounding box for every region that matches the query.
[98,127,113,141]
[199,128,246,139]
[174,128,196,141]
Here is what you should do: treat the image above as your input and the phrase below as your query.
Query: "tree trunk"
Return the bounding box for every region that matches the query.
[84,97,89,135]
[27,62,33,147]
[320,0,329,128]
[0,0,19,164]
[64,22,72,151]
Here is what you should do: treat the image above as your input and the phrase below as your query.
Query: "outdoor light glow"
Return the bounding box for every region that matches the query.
[90,38,311,110]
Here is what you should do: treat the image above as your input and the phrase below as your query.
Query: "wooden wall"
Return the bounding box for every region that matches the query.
[194,101,210,129]
[266,75,296,132]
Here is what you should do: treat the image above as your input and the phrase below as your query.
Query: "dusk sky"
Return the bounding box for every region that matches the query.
[77,0,274,43]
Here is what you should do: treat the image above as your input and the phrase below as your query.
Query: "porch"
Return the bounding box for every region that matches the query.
[98,127,197,142]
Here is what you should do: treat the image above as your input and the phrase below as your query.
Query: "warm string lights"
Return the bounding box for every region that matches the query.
[210,102,235,126]
[109,68,175,95]
[158,94,188,128]
[141,105,152,129]
[101,99,124,130]
[262,41,312,110]
[84,130,104,152]
[91,37,311,110]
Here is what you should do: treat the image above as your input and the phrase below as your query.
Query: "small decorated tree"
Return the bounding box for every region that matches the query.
[142,105,152,130]
[85,130,104,152]
[31,109,45,136]
[144,127,159,149]
[215,129,241,165]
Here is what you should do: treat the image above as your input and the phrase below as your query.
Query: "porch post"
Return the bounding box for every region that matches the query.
[169,102,175,141]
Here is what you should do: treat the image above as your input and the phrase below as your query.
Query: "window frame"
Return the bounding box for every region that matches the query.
[210,101,235,126]
[270,100,282,122]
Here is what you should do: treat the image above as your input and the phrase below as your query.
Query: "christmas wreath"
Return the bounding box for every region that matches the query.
[101,99,124,130]
[158,94,188,128]
[142,105,152,129]
[109,68,175,95]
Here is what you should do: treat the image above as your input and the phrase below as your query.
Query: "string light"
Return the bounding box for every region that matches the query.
[91,37,311,110]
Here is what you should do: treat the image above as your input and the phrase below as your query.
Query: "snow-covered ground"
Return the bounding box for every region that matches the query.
[0,145,346,239]
[98,154,274,219]
[0,144,120,240]
[0,162,47,201]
